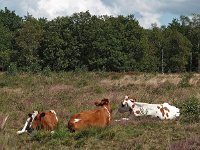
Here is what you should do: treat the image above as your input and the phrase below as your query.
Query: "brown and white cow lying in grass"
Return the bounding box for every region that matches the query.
[68,98,112,132]
[120,96,180,120]
[17,110,58,134]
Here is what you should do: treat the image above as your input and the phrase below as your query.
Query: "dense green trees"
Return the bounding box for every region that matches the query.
[0,21,13,71]
[0,7,199,73]
[164,29,191,72]
[0,7,22,71]
[15,16,43,71]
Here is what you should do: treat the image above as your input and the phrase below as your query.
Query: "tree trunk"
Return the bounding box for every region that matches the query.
[198,42,200,72]
[161,48,164,74]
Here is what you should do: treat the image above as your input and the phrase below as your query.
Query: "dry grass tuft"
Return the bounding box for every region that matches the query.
[0,114,9,130]
[170,137,200,150]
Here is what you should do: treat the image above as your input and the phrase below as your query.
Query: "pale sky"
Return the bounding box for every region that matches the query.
[0,0,199,28]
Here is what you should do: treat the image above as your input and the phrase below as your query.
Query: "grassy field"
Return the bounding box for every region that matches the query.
[0,71,200,150]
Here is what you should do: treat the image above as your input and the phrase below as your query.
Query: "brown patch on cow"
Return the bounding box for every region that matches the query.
[163,107,170,112]
[160,107,165,117]
[160,106,170,117]
[132,104,135,108]
[129,108,133,114]
[135,110,140,114]
[166,113,169,117]
[157,106,160,109]
[130,98,136,103]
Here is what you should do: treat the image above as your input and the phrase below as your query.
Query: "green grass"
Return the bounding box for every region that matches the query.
[0,72,200,150]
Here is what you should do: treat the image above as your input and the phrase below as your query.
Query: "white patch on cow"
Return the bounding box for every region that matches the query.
[30,111,38,127]
[17,117,31,134]
[50,110,56,114]
[50,110,58,122]
[74,118,81,123]
[55,116,58,122]
[17,111,38,135]
[125,95,129,100]
[17,130,28,134]
[104,106,111,121]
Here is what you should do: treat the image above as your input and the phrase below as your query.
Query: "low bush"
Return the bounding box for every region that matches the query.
[178,73,193,88]
[177,97,200,123]
[7,63,18,76]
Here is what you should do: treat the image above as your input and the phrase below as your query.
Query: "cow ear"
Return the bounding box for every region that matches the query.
[95,99,109,106]
[39,112,45,120]
[130,98,136,103]
[94,102,100,106]
[102,99,109,105]
[125,96,129,100]
[40,112,45,117]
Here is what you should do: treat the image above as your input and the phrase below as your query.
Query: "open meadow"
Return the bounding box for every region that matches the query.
[0,72,200,150]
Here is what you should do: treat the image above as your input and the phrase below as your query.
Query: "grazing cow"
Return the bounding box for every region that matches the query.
[17,110,58,134]
[68,98,112,132]
[120,96,180,120]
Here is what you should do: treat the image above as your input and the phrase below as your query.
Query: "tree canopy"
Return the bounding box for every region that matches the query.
[0,7,200,73]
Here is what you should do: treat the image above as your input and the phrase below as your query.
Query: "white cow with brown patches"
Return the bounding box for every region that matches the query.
[120,96,180,120]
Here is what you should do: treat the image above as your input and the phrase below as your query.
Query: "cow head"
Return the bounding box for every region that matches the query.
[25,111,38,131]
[31,112,46,130]
[94,98,109,106]
[121,95,136,107]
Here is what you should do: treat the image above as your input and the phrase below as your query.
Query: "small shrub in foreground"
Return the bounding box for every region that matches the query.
[177,97,200,123]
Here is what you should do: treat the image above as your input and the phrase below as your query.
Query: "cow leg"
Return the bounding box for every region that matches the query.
[17,118,31,134]
[127,109,134,118]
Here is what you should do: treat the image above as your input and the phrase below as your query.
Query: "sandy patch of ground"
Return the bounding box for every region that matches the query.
[1,87,23,94]
[100,74,182,87]
[189,74,200,86]
[49,84,74,93]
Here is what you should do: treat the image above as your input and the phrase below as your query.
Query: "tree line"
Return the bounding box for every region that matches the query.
[0,7,200,73]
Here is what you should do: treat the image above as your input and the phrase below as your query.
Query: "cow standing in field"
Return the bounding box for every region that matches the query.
[17,110,58,134]
[68,98,112,132]
[120,96,180,120]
